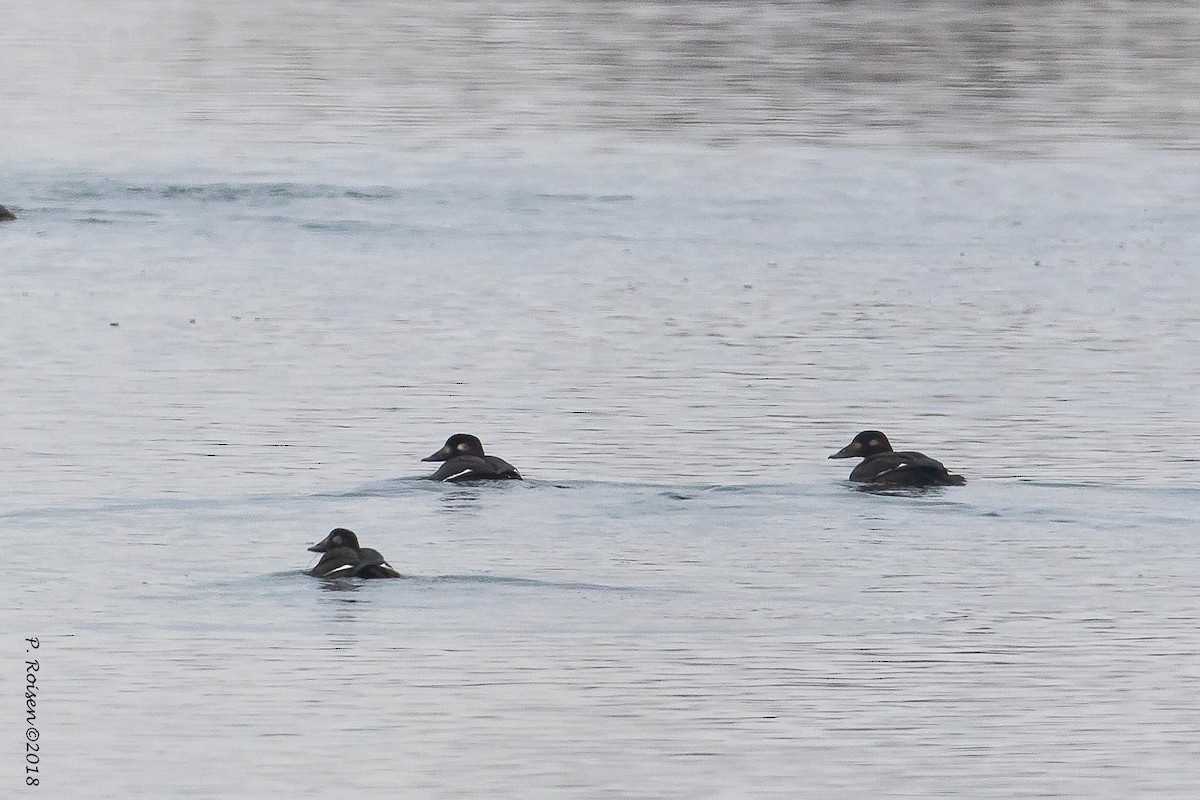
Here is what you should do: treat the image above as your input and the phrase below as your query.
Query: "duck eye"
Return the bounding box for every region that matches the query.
[332,534,343,545]
[868,439,879,447]
[456,442,468,451]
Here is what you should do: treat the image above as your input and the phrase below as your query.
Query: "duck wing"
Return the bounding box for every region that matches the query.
[309,547,361,578]
[428,454,521,481]
[354,548,401,579]
[851,451,965,487]
[483,455,521,479]
[427,455,492,481]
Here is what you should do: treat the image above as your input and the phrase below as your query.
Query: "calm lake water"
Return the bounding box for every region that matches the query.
[4,2,1200,798]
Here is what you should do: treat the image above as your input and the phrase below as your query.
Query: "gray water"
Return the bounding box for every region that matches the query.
[4,3,1200,798]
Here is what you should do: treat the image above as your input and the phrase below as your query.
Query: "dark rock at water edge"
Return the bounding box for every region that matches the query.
[0,204,16,221]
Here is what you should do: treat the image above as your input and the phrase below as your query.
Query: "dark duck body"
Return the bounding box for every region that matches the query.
[829,430,966,487]
[422,433,521,482]
[307,528,401,579]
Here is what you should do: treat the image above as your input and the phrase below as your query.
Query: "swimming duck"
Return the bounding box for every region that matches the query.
[422,434,521,482]
[829,430,966,487]
[0,204,15,221]
[307,528,400,579]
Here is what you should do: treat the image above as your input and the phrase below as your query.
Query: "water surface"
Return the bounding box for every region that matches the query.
[3,3,1199,798]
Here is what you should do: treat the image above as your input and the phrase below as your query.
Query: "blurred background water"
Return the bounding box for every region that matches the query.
[3,2,1199,798]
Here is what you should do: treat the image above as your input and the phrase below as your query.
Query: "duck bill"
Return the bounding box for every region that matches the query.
[828,443,858,459]
[421,445,453,462]
[307,533,334,552]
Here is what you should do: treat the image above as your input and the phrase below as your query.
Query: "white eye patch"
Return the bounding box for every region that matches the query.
[456,442,469,451]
